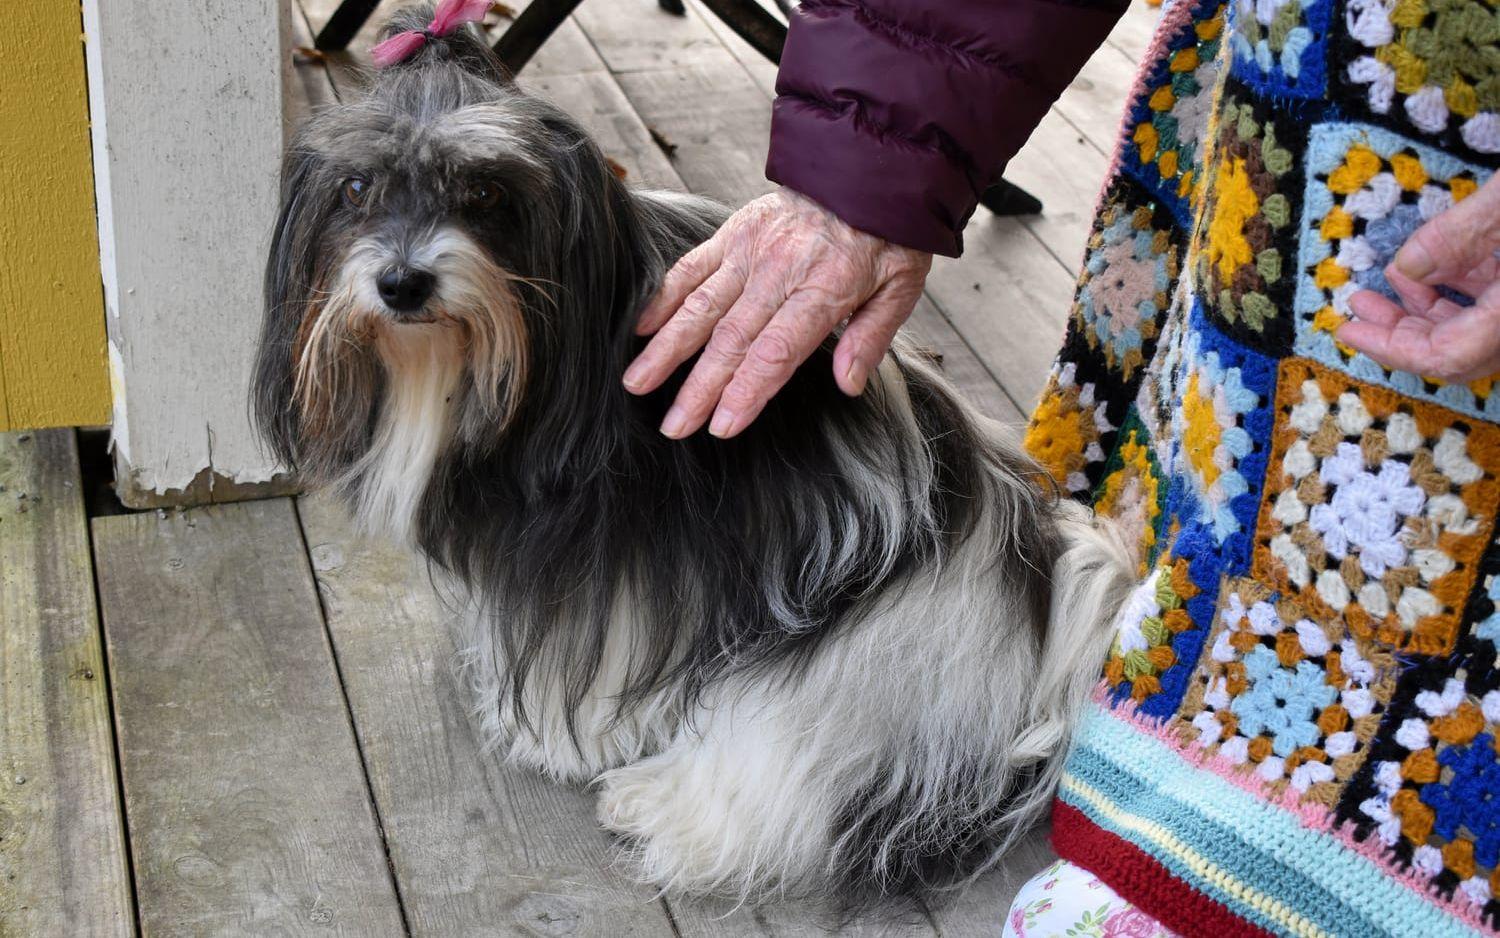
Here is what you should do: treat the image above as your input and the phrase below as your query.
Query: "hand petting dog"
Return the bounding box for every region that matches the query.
[623,188,932,440]
[1338,171,1500,384]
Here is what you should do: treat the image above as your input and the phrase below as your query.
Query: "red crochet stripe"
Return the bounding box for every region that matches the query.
[1051,800,1275,938]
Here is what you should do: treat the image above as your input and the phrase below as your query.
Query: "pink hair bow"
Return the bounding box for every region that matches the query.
[370,0,493,68]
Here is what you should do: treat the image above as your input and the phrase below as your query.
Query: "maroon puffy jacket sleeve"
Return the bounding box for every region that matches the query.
[765,0,1128,257]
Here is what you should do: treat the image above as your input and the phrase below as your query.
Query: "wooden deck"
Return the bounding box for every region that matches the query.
[1,2,1155,934]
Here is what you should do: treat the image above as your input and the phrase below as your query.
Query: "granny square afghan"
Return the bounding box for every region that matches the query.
[1094,409,1170,577]
[1026,0,1500,930]
[1177,574,1401,804]
[1338,610,1500,924]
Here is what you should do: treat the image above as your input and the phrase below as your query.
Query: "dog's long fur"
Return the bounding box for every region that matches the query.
[254,9,1136,901]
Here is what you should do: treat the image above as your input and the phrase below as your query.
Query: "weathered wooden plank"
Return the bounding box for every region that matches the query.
[573,0,729,73]
[1055,40,1139,160]
[693,898,940,938]
[925,221,1076,417]
[611,60,775,204]
[295,496,676,937]
[1106,1,1160,68]
[690,0,779,98]
[93,499,406,937]
[905,304,1027,427]
[521,71,685,191]
[1005,108,1112,277]
[923,825,1055,937]
[0,430,133,937]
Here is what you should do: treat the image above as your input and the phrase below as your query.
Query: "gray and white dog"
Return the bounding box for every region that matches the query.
[253,8,1135,901]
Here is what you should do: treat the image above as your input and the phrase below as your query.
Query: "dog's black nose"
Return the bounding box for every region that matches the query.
[376,267,435,314]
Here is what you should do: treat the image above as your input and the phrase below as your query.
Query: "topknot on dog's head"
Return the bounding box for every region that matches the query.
[374,2,511,86]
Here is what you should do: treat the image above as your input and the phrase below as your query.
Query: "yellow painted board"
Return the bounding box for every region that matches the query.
[0,2,110,431]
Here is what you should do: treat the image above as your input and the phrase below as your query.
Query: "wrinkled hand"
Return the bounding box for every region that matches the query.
[622,188,933,439]
[1338,172,1500,383]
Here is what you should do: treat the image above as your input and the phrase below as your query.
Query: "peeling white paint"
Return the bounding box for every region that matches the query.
[83,0,293,499]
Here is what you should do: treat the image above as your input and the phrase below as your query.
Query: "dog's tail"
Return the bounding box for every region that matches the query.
[1005,500,1137,816]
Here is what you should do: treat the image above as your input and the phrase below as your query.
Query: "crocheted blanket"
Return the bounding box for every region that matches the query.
[1023,0,1500,932]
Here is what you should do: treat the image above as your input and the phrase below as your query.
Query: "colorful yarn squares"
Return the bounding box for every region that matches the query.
[1072,181,1182,383]
[1177,576,1399,804]
[1474,545,1500,645]
[1026,361,1118,498]
[1104,554,1203,707]
[1120,0,1229,226]
[1228,0,1334,99]
[1161,301,1277,557]
[1293,121,1498,421]
[1252,357,1500,655]
[1340,629,1500,924]
[1100,508,1241,718]
[1025,327,1137,499]
[1130,299,1190,477]
[1334,0,1500,158]
[1195,84,1305,352]
[1094,409,1169,577]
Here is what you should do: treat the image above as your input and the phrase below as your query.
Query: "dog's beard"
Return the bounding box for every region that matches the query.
[294,229,530,430]
[291,227,532,538]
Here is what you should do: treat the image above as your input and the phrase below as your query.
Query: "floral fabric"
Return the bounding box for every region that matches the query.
[1005,859,1177,938]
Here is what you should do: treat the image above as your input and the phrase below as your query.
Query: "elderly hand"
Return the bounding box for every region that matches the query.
[622,187,933,439]
[1337,172,1500,384]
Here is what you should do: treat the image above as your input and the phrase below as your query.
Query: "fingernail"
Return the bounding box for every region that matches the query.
[660,405,691,438]
[708,408,739,438]
[845,359,868,395]
[622,360,648,392]
[1393,241,1436,281]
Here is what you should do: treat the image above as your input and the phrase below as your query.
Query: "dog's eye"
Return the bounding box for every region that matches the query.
[468,181,504,210]
[342,177,370,208]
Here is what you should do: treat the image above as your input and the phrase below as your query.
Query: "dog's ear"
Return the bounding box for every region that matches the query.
[252,144,324,468]
[377,3,512,84]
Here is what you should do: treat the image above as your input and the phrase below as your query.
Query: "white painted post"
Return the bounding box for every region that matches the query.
[83,0,295,506]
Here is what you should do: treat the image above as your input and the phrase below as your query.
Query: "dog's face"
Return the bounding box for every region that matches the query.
[254,47,641,478]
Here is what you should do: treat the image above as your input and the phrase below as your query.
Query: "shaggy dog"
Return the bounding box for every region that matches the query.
[253,8,1135,901]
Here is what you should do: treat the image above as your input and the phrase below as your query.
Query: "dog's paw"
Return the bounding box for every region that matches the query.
[595,755,679,840]
[596,754,746,894]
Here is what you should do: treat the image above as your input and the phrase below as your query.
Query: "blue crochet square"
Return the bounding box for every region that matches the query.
[1161,301,1277,564]
[1228,0,1334,101]
[1292,121,1499,421]
[1110,302,1279,718]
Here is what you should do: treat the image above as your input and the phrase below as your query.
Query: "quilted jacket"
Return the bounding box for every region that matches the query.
[766,0,1129,256]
